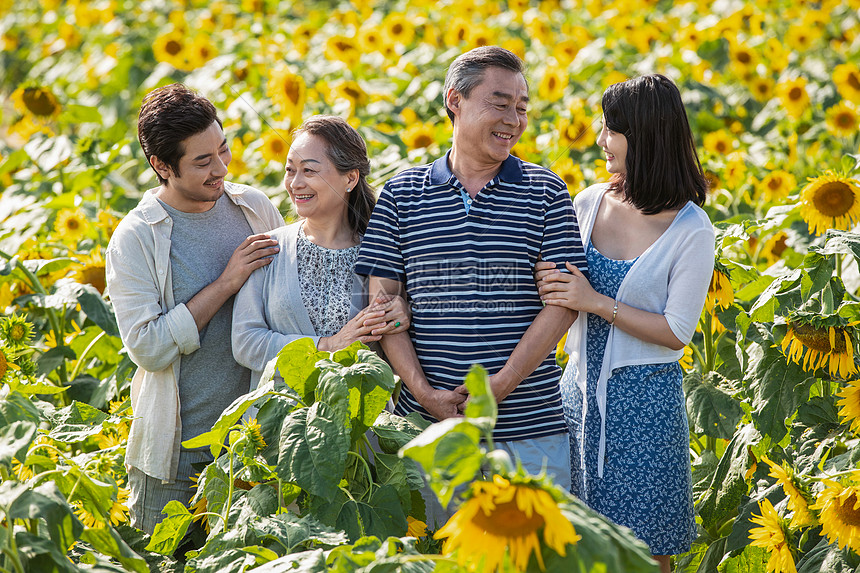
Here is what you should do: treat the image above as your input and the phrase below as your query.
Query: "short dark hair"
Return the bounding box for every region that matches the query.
[292,115,376,237]
[443,46,526,123]
[137,83,221,185]
[601,74,707,214]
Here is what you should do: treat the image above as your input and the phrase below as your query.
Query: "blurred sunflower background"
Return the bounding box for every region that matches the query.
[2,0,860,570]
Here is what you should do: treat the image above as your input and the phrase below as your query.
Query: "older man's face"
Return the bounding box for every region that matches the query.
[448,67,528,165]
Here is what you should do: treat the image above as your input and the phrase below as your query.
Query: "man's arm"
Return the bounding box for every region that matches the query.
[370,276,466,420]
[486,305,577,404]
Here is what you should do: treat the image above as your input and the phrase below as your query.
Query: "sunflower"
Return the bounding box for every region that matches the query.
[749,499,796,573]
[242,418,267,453]
[826,101,859,138]
[12,458,34,481]
[538,66,567,103]
[75,251,106,294]
[776,78,810,119]
[261,131,289,163]
[443,18,470,47]
[152,31,189,70]
[837,380,860,434]
[704,267,733,313]
[324,35,361,69]
[728,40,756,72]
[73,501,104,529]
[11,85,61,120]
[834,63,860,104]
[559,105,595,151]
[358,25,387,53]
[402,123,437,151]
[810,478,860,552]
[762,38,789,74]
[749,76,775,103]
[703,130,734,155]
[679,344,694,371]
[785,24,817,53]
[54,208,89,243]
[763,457,815,528]
[266,67,306,127]
[758,170,797,202]
[0,346,11,385]
[780,318,857,379]
[407,516,428,538]
[337,80,368,111]
[555,331,569,368]
[798,172,860,235]
[188,34,217,68]
[761,231,790,265]
[0,314,33,348]
[553,156,585,195]
[382,13,415,47]
[435,474,579,572]
[553,39,581,67]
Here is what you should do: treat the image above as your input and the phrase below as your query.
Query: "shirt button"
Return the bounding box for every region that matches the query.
[158,269,164,275]
[467,198,473,204]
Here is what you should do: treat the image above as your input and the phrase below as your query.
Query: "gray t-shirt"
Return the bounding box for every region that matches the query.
[158,195,253,444]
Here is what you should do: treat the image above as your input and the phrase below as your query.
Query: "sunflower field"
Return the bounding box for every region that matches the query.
[1,0,860,571]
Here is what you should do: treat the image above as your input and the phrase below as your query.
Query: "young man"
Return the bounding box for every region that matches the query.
[355,47,587,509]
[106,83,283,533]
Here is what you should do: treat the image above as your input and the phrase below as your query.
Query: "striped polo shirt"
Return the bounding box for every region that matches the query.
[355,151,587,441]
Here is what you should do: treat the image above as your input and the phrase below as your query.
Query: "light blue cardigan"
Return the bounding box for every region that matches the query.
[563,183,715,477]
[232,222,366,388]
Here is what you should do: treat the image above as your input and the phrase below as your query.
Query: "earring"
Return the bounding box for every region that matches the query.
[346,187,351,193]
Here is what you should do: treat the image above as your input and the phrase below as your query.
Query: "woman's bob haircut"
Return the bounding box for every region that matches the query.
[602,74,708,214]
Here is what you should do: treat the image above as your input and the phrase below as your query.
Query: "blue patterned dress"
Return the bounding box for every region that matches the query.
[560,242,695,555]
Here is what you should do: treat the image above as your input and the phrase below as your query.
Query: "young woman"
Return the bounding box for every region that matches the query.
[232,116,409,386]
[536,75,714,572]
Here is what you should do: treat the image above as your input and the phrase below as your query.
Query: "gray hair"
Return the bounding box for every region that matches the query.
[443,46,526,123]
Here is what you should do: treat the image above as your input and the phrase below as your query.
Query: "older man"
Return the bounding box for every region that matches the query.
[106,83,282,533]
[355,46,587,497]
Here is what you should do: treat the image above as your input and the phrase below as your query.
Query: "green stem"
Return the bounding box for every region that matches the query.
[347,450,375,501]
[222,448,235,530]
[69,331,105,381]
[702,313,716,373]
[690,344,706,370]
[690,432,706,455]
[706,436,717,454]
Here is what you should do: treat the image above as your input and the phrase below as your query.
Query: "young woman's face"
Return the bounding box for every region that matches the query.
[596,117,628,175]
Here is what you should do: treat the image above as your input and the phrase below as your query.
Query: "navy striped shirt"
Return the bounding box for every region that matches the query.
[355,152,588,441]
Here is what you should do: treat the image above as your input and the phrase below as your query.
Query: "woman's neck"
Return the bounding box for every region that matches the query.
[302,216,357,249]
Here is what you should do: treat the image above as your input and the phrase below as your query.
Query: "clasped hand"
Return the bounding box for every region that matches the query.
[535,260,598,313]
[318,294,411,352]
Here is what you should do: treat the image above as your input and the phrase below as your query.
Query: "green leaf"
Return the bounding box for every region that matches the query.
[182,377,276,457]
[77,287,119,337]
[747,344,815,443]
[0,420,37,469]
[275,338,327,403]
[462,364,497,431]
[81,526,149,573]
[8,482,83,552]
[796,536,860,573]
[0,391,42,427]
[684,372,744,439]
[311,485,408,542]
[695,536,728,573]
[371,410,430,454]
[47,400,109,443]
[183,547,258,573]
[719,544,768,573]
[145,500,194,555]
[373,451,413,511]
[251,549,327,572]
[15,530,80,573]
[199,462,230,534]
[697,424,757,530]
[400,418,484,508]
[249,513,348,552]
[547,495,659,573]
[276,401,350,498]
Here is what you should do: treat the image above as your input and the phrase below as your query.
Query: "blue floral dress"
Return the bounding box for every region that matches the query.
[560,242,695,555]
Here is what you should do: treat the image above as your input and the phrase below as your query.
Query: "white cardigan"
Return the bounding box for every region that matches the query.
[564,184,715,477]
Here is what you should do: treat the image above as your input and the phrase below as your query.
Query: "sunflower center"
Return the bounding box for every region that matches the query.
[788,87,803,101]
[23,88,58,117]
[836,112,855,129]
[769,236,788,257]
[414,134,433,148]
[10,324,26,342]
[737,51,751,64]
[165,39,182,56]
[66,218,80,231]
[848,72,860,92]
[812,181,856,217]
[471,499,545,536]
[0,352,6,378]
[768,177,783,191]
[792,323,847,353]
[548,77,557,90]
[284,80,301,105]
[834,491,860,525]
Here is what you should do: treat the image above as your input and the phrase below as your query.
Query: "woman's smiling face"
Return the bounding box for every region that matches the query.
[597,117,628,175]
[283,132,353,222]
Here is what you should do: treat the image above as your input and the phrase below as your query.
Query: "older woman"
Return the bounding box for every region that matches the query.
[233,116,409,385]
